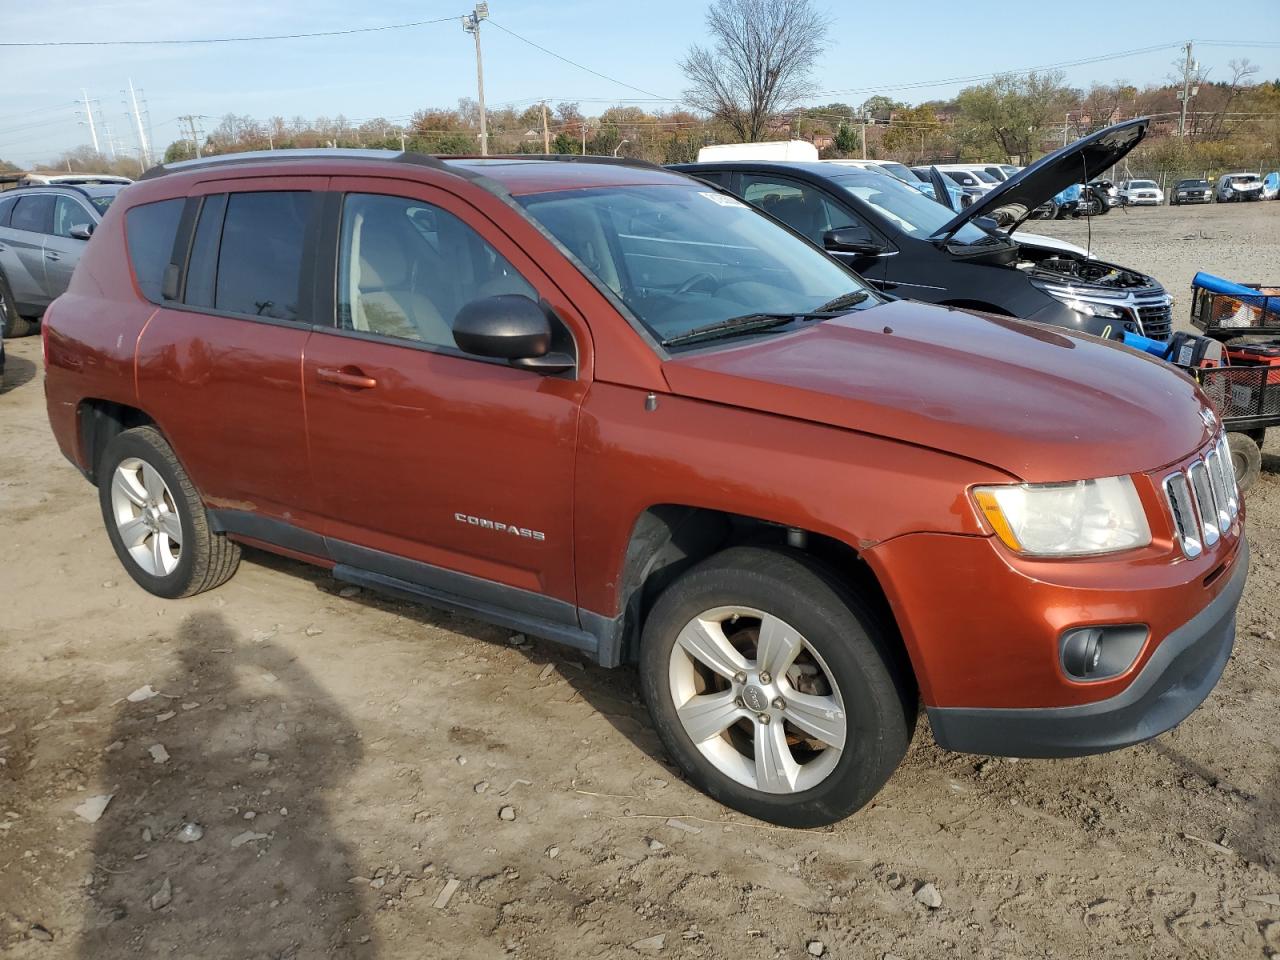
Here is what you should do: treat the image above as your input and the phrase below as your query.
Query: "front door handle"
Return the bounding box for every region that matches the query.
[317,366,377,390]
[45,251,62,261]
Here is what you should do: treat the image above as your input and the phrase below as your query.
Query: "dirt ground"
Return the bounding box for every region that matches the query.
[2,201,1279,960]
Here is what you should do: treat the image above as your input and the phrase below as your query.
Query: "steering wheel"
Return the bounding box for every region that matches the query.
[672,272,719,297]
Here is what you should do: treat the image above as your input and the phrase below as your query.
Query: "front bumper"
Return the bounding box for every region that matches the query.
[926,537,1247,757]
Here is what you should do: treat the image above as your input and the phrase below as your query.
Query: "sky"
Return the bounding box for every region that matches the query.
[2,0,1278,168]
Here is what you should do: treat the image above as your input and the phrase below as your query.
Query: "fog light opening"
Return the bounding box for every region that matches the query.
[1059,625,1147,682]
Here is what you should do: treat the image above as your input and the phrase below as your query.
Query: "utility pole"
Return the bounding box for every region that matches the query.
[581,121,587,155]
[399,130,407,151]
[178,115,203,159]
[542,103,550,153]
[1063,112,1071,147]
[461,3,489,156]
[125,78,151,168]
[1178,41,1198,137]
[860,110,867,160]
[79,89,100,154]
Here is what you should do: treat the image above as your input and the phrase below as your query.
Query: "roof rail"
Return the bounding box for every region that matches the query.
[137,148,468,181]
[5,182,118,203]
[454,152,664,172]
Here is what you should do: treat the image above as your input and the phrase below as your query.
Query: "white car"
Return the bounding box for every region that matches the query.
[1215,172,1264,202]
[825,159,917,184]
[1118,179,1164,206]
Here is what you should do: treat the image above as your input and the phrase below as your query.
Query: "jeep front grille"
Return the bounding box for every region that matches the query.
[1162,433,1238,558]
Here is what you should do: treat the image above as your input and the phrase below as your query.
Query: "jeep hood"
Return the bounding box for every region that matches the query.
[932,117,1149,241]
[662,299,1214,483]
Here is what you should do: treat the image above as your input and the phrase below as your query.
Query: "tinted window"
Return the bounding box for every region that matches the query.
[945,171,977,186]
[52,196,94,238]
[740,177,859,245]
[338,193,536,348]
[125,198,185,303]
[184,194,227,309]
[10,194,54,233]
[519,184,873,346]
[214,192,311,320]
[0,194,16,227]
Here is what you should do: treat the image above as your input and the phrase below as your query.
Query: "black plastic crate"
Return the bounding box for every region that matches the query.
[1185,363,1280,430]
[1190,284,1280,337]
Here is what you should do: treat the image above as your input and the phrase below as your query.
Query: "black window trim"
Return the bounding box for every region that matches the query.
[314,188,580,378]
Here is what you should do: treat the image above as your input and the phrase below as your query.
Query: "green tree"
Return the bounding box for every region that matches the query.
[954,70,1078,162]
[551,132,578,155]
[833,123,858,155]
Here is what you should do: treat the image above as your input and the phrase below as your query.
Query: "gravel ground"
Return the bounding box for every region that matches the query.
[1,201,1279,960]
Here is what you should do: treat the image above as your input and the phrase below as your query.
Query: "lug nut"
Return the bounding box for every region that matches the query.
[758,671,772,684]
[757,713,770,724]
[734,697,745,709]
[772,696,786,710]
[733,672,747,684]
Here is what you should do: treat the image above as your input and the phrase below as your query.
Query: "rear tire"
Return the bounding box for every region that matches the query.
[0,272,33,339]
[639,546,915,827]
[1227,431,1263,494]
[98,425,241,598]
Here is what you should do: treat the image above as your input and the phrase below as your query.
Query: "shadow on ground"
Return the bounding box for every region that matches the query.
[1,353,36,392]
[78,610,375,958]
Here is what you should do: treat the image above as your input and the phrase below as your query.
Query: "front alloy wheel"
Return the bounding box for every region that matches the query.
[640,546,915,827]
[669,606,846,794]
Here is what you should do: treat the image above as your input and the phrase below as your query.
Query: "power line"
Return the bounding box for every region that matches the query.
[0,15,462,47]
[484,19,670,101]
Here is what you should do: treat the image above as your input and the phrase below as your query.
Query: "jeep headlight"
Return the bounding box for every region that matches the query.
[972,476,1151,557]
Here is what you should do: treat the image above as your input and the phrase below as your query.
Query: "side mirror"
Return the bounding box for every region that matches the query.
[69,223,94,240]
[452,294,574,374]
[972,215,1004,233]
[822,227,887,256]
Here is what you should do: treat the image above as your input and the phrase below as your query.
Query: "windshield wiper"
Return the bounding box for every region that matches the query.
[810,290,870,314]
[661,313,800,348]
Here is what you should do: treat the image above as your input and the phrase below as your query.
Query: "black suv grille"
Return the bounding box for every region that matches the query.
[1135,302,1172,341]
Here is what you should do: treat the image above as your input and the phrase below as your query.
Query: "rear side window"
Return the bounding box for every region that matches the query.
[213,191,310,321]
[125,198,185,303]
[10,194,54,233]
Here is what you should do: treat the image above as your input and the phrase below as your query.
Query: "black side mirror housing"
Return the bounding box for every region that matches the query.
[823,227,886,256]
[452,294,573,374]
[69,223,93,240]
[972,215,1004,233]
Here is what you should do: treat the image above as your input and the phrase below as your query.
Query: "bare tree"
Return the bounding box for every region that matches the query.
[680,0,830,142]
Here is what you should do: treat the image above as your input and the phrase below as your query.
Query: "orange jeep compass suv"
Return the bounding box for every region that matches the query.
[43,151,1247,826]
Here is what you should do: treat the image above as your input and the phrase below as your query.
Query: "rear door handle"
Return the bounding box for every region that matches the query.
[317,366,377,390]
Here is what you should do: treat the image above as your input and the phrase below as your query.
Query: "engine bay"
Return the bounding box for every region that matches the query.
[1016,247,1153,289]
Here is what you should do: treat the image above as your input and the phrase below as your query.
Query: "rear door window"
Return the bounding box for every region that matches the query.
[212,191,312,321]
[125,198,185,303]
[10,194,54,234]
[0,194,17,227]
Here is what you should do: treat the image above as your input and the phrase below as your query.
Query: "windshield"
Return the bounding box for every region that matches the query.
[1228,174,1260,184]
[1178,180,1209,188]
[873,161,915,183]
[972,170,999,183]
[831,173,992,244]
[517,184,873,347]
[88,195,116,214]
[945,171,978,186]
[1130,180,1157,189]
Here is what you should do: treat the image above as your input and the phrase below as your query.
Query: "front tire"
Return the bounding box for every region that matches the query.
[98,425,241,598]
[639,547,915,827]
[1227,431,1263,494]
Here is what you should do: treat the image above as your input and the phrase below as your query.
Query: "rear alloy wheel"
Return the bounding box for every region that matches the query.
[0,272,33,339]
[99,425,240,598]
[1227,431,1263,494]
[640,547,915,827]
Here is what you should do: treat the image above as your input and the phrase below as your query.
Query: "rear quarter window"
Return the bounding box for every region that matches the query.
[125,198,185,304]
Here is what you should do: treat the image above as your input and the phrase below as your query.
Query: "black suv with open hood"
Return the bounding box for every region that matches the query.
[671,119,1173,341]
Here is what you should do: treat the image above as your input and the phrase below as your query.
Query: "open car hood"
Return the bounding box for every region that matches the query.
[929,117,1149,242]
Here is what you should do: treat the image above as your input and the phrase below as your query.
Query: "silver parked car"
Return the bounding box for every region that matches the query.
[0,183,124,337]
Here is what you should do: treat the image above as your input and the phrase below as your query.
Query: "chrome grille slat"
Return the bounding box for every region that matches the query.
[1162,433,1236,559]
[1187,461,1220,547]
